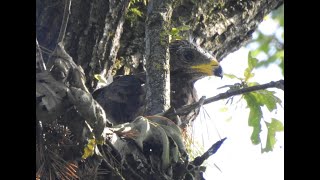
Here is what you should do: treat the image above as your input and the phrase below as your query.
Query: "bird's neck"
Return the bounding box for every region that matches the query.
[170,71,199,108]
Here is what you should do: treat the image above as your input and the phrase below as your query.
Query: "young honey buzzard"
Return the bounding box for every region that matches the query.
[93,40,223,126]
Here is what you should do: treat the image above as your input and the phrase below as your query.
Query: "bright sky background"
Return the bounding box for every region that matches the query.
[193,16,284,180]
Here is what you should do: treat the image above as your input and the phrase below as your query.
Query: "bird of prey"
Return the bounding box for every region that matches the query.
[93,40,223,126]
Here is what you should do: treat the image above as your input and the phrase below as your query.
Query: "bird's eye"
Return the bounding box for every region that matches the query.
[183,51,194,61]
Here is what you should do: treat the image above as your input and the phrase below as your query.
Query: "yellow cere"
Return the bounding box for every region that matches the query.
[191,59,220,76]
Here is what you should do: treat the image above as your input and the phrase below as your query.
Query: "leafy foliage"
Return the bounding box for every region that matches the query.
[244,93,263,145]
[224,73,242,81]
[130,7,143,17]
[169,25,191,41]
[159,25,191,45]
[263,118,284,152]
[244,52,258,81]
[246,5,284,75]
[243,88,282,147]
[220,5,284,152]
[126,0,147,24]
[251,90,282,112]
[223,49,283,152]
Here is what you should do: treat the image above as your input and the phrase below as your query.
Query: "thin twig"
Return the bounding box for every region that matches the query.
[97,144,126,180]
[39,45,53,54]
[99,142,144,180]
[101,159,125,180]
[177,96,206,127]
[174,80,284,117]
[57,0,71,44]
[36,38,46,71]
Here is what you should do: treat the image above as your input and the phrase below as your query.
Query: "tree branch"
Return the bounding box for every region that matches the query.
[36,38,46,72]
[102,0,130,82]
[204,79,284,104]
[145,0,174,115]
[173,80,284,117]
[57,0,71,44]
[86,0,130,91]
[191,0,284,60]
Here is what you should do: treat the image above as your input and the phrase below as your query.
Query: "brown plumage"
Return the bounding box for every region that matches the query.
[93,40,223,126]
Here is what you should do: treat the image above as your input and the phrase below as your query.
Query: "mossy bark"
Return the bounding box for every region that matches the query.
[144,0,173,115]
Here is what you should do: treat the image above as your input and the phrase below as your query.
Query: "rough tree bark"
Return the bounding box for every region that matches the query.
[36,0,283,179]
[37,0,130,92]
[37,0,283,91]
[119,0,283,72]
[145,0,173,115]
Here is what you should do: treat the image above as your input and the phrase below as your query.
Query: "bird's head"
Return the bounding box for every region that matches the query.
[169,40,223,81]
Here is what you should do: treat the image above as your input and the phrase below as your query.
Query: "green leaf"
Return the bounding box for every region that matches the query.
[251,49,261,58]
[223,73,243,80]
[259,42,270,54]
[172,35,182,41]
[248,52,258,70]
[244,52,258,81]
[256,31,264,42]
[130,8,143,17]
[279,57,284,76]
[250,125,261,145]
[262,118,284,153]
[169,26,191,41]
[271,118,284,131]
[251,90,282,112]
[244,69,254,81]
[244,93,262,145]
[177,25,191,31]
[170,28,179,35]
[276,50,284,59]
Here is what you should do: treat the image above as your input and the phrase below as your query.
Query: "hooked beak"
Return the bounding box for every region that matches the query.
[214,65,223,79]
[190,58,223,78]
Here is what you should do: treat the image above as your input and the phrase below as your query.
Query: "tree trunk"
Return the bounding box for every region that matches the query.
[37,0,130,92]
[144,0,173,115]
